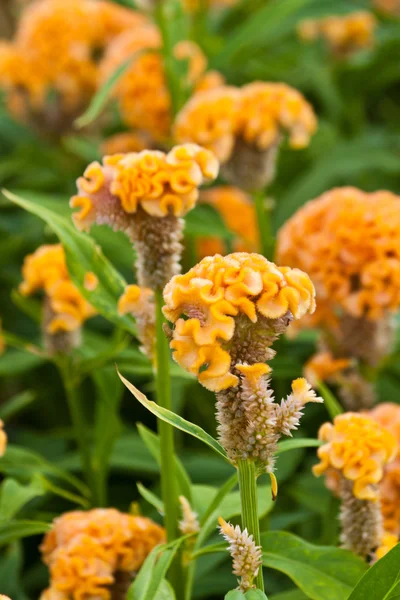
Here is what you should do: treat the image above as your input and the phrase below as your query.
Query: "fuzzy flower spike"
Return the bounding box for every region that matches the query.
[71,144,218,291]
[174,83,317,190]
[40,508,165,600]
[19,244,96,354]
[313,413,397,558]
[277,186,400,408]
[219,517,262,592]
[163,252,322,473]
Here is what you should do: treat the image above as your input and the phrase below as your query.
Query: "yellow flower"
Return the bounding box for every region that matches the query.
[118,285,155,359]
[304,352,351,387]
[313,413,397,501]
[174,82,317,164]
[19,244,95,333]
[374,0,400,16]
[41,509,165,600]
[375,532,398,560]
[101,131,153,156]
[0,420,7,457]
[277,187,400,321]
[163,252,315,391]
[298,11,376,56]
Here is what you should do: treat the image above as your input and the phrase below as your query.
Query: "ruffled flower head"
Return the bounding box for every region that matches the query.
[313,413,397,501]
[163,252,315,392]
[19,244,95,335]
[304,351,351,387]
[277,187,400,321]
[40,508,165,600]
[118,285,155,359]
[298,11,376,56]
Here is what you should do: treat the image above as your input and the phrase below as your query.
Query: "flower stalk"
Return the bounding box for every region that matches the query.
[237,459,264,591]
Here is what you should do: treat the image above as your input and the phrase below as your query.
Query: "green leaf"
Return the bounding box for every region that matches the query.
[348,542,400,600]
[261,531,368,600]
[225,592,245,600]
[270,591,308,600]
[127,537,186,600]
[0,477,45,520]
[276,439,322,454]
[118,370,228,461]
[137,482,164,514]
[0,542,26,598]
[3,189,136,335]
[245,592,270,600]
[0,520,51,547]
[0,390,36,422]
[200,473,238,525]
[0,350,44,377]
[318,383,344,419]
[75,52,149,128]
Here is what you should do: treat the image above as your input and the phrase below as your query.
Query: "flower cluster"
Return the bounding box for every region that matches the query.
[197,186,259,257]
[19,244,96,337]
[118,285,155,359]
[0,0,144,121]
[40,509,165,600]
[314,413,396,558]
[298,11,376,56]
[163,252,315,391]
[71,144,218,289]
[277,187,400,321]
[314,413,396,501]
[174,82,317,160]
[218,517,262,592]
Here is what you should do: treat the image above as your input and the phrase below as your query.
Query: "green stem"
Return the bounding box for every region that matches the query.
[237,459,264,591]
[154,1,182,117]
[154,289,181,590]
[254,189,274,260]
[60,365,94,502]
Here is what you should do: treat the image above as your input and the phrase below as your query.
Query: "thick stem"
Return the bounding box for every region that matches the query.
[237,459,264,591]
[154,289,181,590]
[254,189,274,260]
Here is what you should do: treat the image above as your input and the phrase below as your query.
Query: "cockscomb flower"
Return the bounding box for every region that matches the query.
[313,413,396,558]
[298,11,376,57]
[0,0,145,130]
[374,0,400,16]
[71,144,218,289]
[304,352,352,387]
[118,285,155,359]
[375,532,398,561]
[101,131,154,156]
[19,244,96,353]
[174,82,317,190]
[0,420,7,457]
[277,187,400,407]
[40,508,165,600]
[218,517,262,592]
[163,252,321,470]
[100,26,209,141]
[197,186,259,258]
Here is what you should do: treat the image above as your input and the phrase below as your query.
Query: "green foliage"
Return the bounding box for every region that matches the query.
[347,543,400,599]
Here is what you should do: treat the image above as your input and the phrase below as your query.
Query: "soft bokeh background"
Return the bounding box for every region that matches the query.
[1,0,400,597]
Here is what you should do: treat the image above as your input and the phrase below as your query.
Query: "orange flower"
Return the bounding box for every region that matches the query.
[375,532,398,560]
[277,187,400,321]
[298,11,376,56]
[118,285,155,358]
[101,131,153,156]
[304,352,351,387]
[313,413,397,501]
[41,509,165,600]
[197,186,259,257]
[0,420,7,457]
[163,252,315,391]
[174,82,317,164]
[19,244,95,333]
[374,0,400,16]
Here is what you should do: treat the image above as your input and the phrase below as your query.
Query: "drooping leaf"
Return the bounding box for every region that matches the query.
[0,477,45,521]
[0,520,51,547]
[0,390,36,422]
[276,439,322,454]
[261,531,368,600]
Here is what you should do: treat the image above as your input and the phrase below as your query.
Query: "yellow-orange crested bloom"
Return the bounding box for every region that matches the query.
[313,413,397,501]
[163,252,315,392]
[277,187,400,321]
[174,82,317,164]
[197,186,259,257]
[370,403,400,454]
[71,144,218,229]
[304,352,351,387]
[374,0,400,16]
[0,420,7,457]
[100,26,209,141]
[19,244,96,333]
[101,131,153,156]
[4,0,146,114]
[41,509,165,600]
[118,285,155,359]
[375,532,398,560]
[298,11,376,56]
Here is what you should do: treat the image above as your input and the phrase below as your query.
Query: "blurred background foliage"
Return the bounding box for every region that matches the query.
[1,0,400,598]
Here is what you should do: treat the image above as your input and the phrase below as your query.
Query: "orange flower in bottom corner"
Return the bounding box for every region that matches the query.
[40,509,165,600]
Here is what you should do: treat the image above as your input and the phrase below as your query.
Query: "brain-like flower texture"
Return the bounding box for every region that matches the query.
[19,244,95,333]
[41,508,165,600]
[71,144,218,231]
[277,187,400,321]
[163,252,315,391]
[174,82,317,163]
[298,11,376,56]
[313,413,397,501]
